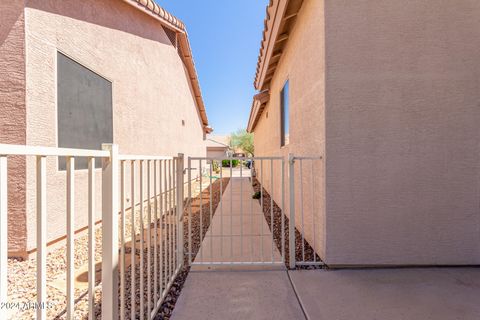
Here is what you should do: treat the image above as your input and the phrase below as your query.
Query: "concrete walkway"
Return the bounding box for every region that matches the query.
[290,268,480,320]
[171,176,299,320]
[192,176,283,267]
[172,267,480,320]
[171,271,304,320]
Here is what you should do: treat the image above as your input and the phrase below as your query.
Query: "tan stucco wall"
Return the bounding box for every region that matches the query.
[324,0,480,265]
[206,147,228,159]
[0,1,28,255]
[252,0,326,258]
[21,0,207,252]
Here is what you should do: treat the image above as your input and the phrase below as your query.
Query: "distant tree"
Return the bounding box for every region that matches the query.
[230,129,254,156]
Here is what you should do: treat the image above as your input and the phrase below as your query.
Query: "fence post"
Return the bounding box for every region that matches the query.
[0,156,7,318]
[101,144,119,320]
[288,153,296,269]
[177,153,185,267]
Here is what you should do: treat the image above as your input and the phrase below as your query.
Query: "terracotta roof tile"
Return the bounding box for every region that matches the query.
[255,0,275,90]
[131,0,186,31]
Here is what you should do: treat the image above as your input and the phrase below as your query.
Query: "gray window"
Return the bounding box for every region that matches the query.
[57,52,113,170]
[280,80,289,147]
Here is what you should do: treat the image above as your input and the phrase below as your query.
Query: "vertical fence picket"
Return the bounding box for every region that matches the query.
[220,161,224,259]
[163,160,169,284]
[119,160,125,320]
[66,157,75,320]
[288,153,296,269]
[311,160,316,263]
[281,159,285,262]
[240,162,243,258]
[88,158,96,320]
[36,155,47,320]
[159,160,164,297]
[130,160,136,320]
[270,159,274,263]
[101,144,119,320]
[146,161,152,317]
[187,157,192,265]
[177,154,184,267]
[250,160,254,262]
[230,160,233,258]
[300,160,305,262]
[209,162,213,262]
[139,160,144,320]
[260,159,264,262]
[153,160,158,307]
[168,160,172,281]
[199,159,203,262]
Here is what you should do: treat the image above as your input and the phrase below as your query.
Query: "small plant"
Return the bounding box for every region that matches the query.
[212,160,220,173]
[252,191,261,199]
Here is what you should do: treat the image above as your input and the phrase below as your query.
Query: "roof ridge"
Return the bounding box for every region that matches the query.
[130,0,186,31]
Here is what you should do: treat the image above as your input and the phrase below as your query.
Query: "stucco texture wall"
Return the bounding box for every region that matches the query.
[0,1,27,255]
[22,0,206,252]
[253,0,326,258]
[324,0,480,265]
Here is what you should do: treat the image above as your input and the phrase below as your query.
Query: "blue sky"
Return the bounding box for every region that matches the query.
[160,0,268,135]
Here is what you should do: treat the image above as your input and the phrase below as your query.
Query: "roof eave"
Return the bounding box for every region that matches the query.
[254,0,289,90]
[122,0,210,131]
[247,90,270,132]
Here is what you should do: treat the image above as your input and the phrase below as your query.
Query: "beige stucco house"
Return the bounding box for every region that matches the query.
[1,0,210,258]
[205,135,231,159]
[248,0,480,266]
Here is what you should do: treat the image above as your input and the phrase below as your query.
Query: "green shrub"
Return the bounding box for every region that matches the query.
[252,191,261,199]
[222,159,239,167]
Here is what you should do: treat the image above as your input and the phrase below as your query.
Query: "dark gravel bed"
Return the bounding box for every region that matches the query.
[84,178,229,320]
[252,178,324,270]
[154,177,230,319]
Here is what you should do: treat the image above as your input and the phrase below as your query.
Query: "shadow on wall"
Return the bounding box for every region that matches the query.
[26,0,172,46]
[0,2,24,46]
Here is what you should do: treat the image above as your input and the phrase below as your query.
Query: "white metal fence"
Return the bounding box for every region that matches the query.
[186,157,285,267]
[0,143,323,320]
[0,143,184,320]
[288,154,324,269]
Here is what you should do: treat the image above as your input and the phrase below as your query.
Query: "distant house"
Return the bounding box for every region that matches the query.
[205,135,232,159]
[0,0,210,258]
[248,0,480,266]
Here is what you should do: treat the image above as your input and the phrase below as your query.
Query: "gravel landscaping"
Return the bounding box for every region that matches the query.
[154,177,229,319]
[252,178,323,269]
[6,176,229,320]
[6,173,315,319]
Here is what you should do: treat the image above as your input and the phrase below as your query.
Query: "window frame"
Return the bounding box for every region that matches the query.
[56,50,114,171]
[280,79,290,147]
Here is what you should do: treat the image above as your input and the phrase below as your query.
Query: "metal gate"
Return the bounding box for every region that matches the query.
[186,156,285,267]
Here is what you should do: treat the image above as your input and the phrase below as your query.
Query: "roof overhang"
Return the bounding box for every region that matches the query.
[254,0,303,91]
[247,90,270,132]
[248,0,303,133]
[122,0,210,133]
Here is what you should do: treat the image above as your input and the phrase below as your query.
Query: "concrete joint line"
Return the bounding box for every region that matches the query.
[287,271,309,320]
